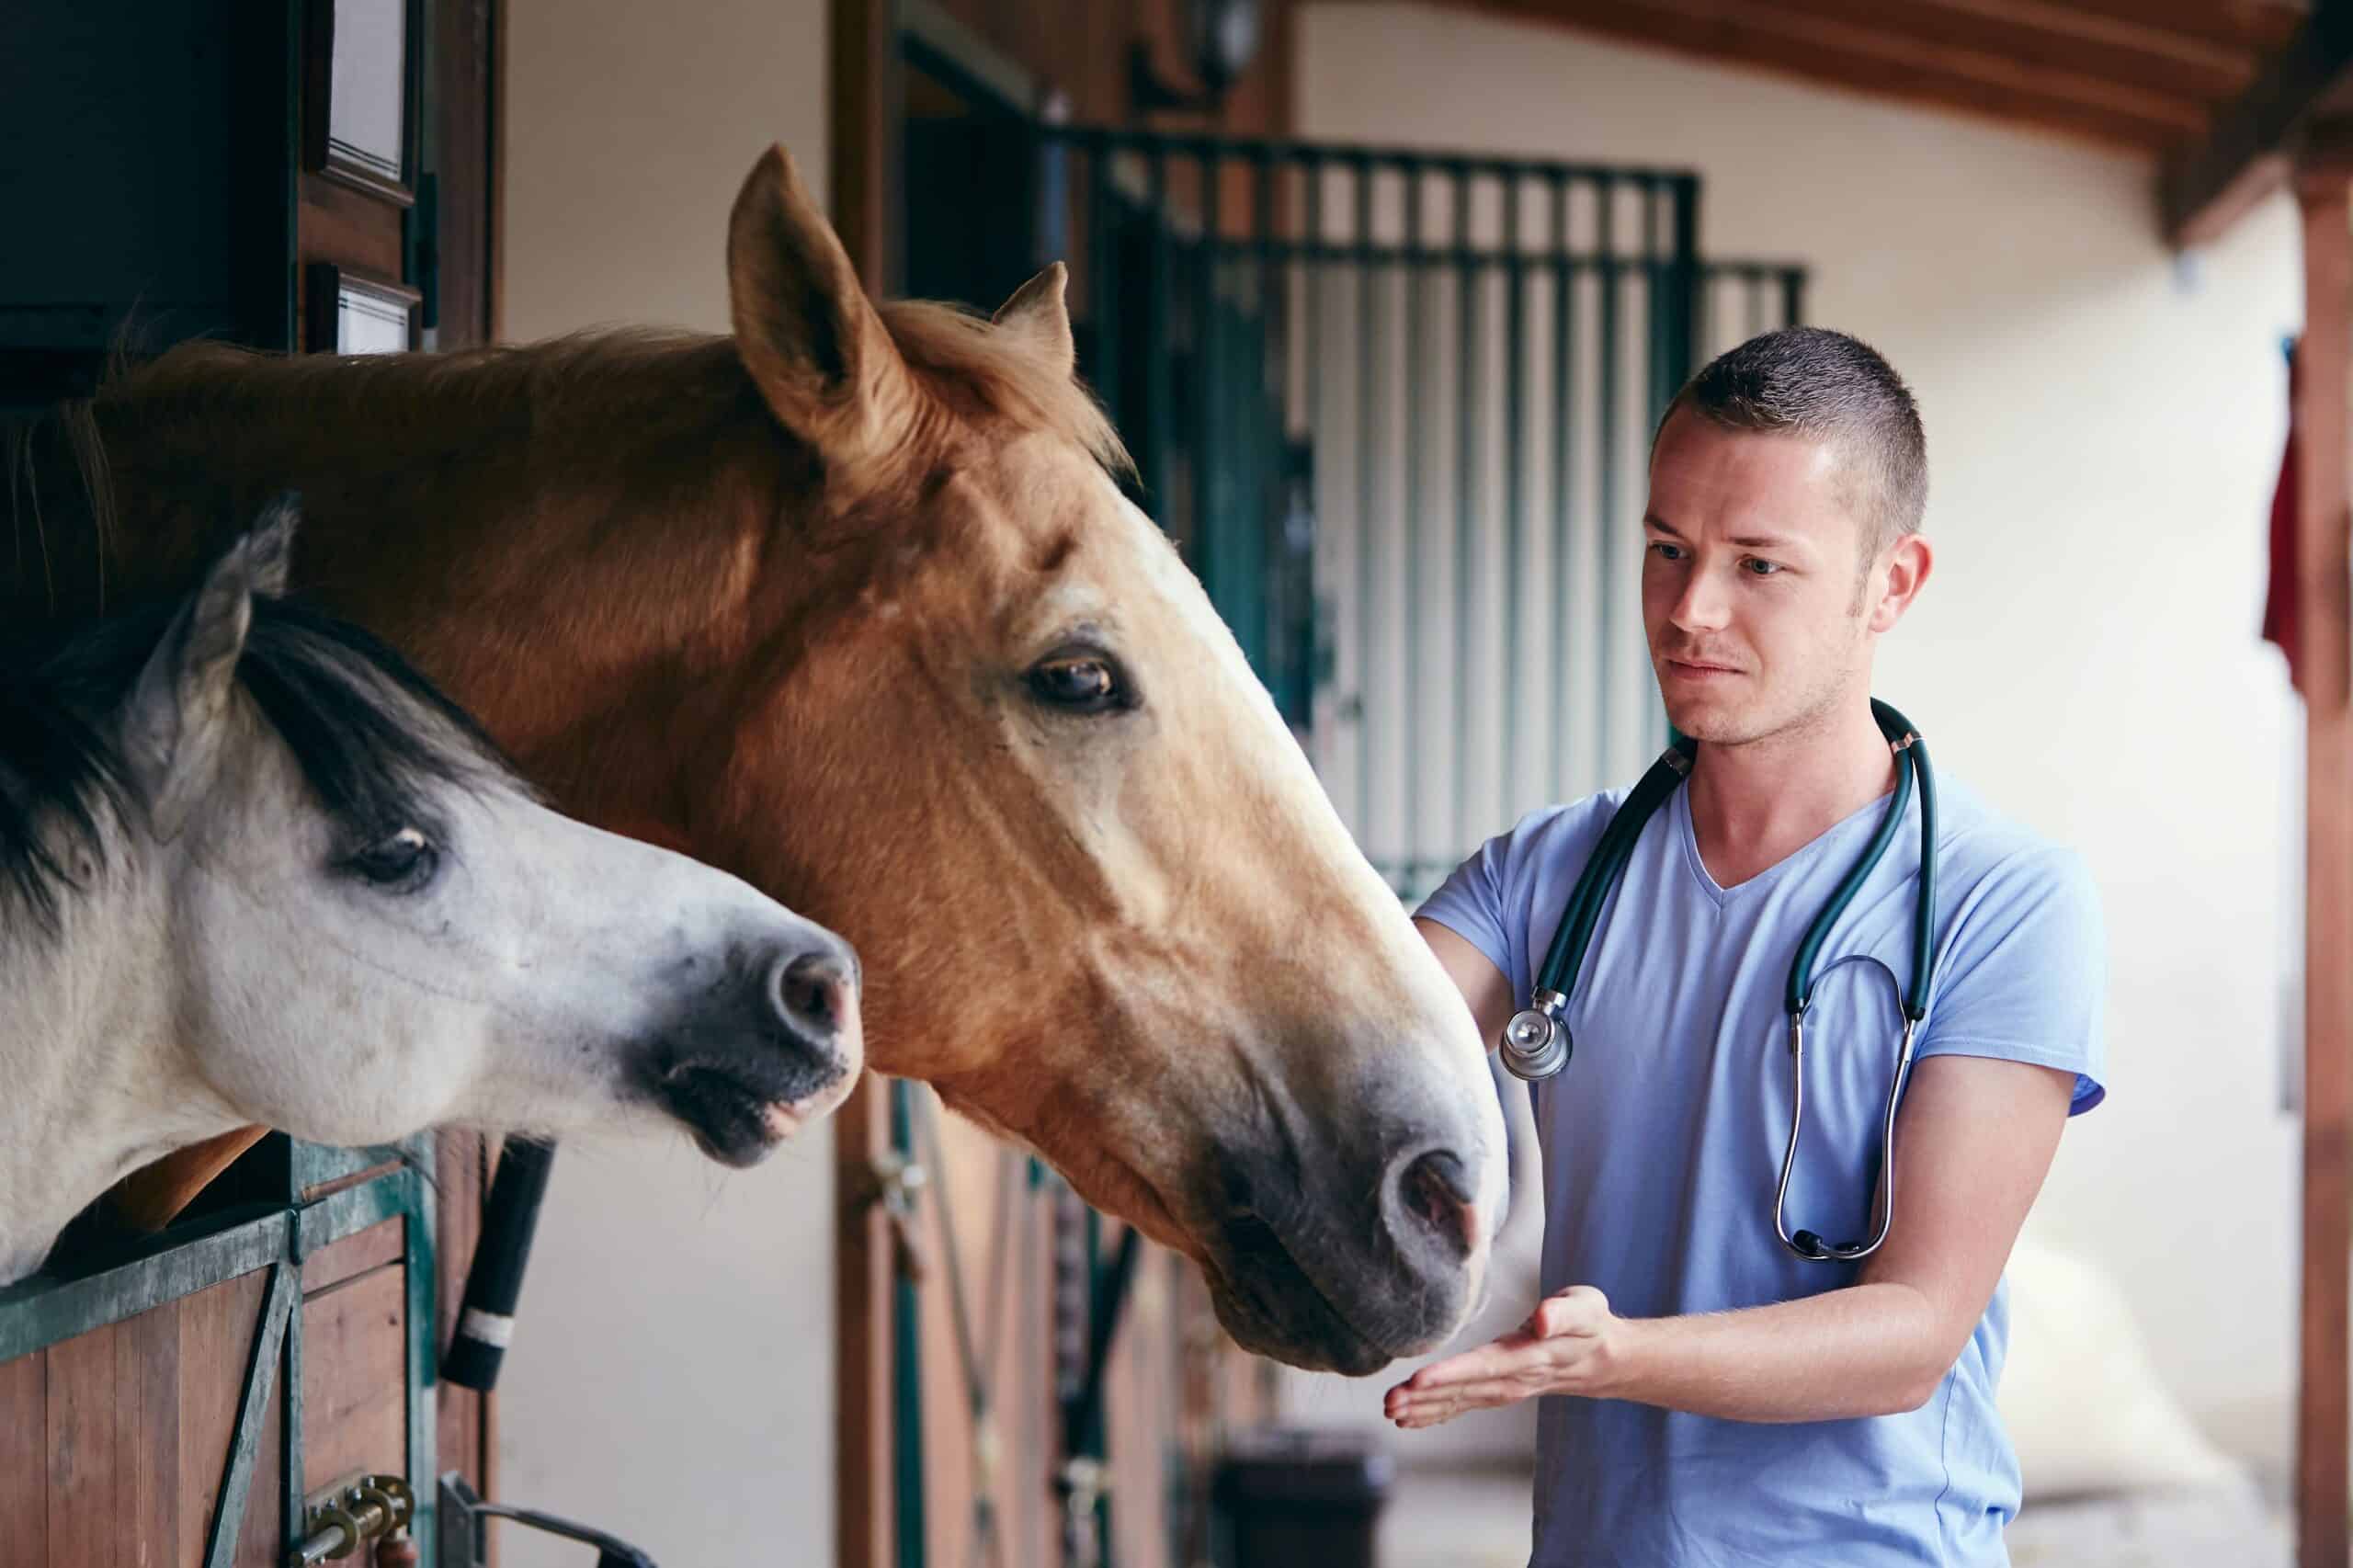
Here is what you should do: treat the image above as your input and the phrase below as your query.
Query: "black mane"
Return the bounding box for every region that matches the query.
[0,596,524,929]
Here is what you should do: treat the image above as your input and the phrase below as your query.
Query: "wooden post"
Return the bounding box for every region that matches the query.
[831,6,896,1567]
[2298,167,2353,1568]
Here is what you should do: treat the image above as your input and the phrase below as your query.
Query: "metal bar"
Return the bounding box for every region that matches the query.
[1659,178,1702,758]
[1746,271,1766,339]
[404,1152,438,1559]
[1087,132,1121,433]
[891,1080,927,1568]
[1145,144,1174,520]
[1594,176,1620,792]
[1253,144,1280,698]
[1067,1226,1143,1461]
[1783,267,1807,326]
[1197,143,1224,629]
[0,1204,289,1363]
[1668,177,1700,391]
[1302,149,1331,794]
[1403,166,1426,881]
[1643,183,1666,759]
[1548,173,1574,803]
[1196,238,1675,268]
[1451,163,1477,854]
[1502,172,1527,824]
[1031,123,1696,188]
[294,1163,421,1256]
[1354,153,1378,842]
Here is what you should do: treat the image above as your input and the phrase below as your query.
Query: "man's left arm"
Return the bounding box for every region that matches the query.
[1384,1052,2075,1427]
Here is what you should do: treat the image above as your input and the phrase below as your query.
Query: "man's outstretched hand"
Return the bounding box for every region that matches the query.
[1384,1285,1623,1429]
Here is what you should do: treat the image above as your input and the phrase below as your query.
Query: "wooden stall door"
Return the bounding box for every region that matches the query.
[0,5,500,1563]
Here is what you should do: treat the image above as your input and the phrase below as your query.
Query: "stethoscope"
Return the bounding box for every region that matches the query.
[1498,699,1938,1263]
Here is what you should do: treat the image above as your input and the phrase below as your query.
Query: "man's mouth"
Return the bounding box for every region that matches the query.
[1662,654,1744,678]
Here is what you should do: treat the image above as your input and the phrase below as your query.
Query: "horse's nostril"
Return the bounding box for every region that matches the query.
[773,950,854,1044]
[1395,1148,1479,1258]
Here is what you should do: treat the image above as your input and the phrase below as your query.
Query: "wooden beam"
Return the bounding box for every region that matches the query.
[2032,0,2307,55]
[1797,0,2258,103]
[1446,0,2207,150]
[2296,167,2353,1568]
[1618,0,2263,105]
[828,7,897,1563]
[1927,0,2275,77]
[2165,0,2353,244]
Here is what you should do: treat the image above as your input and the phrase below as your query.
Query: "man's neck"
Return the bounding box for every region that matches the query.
[1684,696,1897,890]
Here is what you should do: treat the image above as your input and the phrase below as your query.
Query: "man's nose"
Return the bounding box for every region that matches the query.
[1671,568,1732,631]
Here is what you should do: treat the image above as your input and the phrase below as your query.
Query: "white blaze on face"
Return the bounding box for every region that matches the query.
[1003,458,1509,1281]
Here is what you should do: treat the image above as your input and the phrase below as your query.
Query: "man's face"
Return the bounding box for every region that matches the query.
[1641,411,1881,747]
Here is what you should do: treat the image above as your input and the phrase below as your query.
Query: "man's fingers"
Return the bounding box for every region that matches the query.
[1403,1335,1544,1391]
[1385,1377,1531,1427]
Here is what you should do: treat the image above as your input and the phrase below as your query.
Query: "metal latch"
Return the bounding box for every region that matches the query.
[291,1473,415,1564]
[438,1472,660,1568]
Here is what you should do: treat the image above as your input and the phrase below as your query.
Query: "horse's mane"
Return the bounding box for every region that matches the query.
[65,295,1128,501]
[0,594,525,931]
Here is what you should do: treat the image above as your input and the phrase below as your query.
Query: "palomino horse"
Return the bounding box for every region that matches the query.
[6,148,1505,1372]
[0,503,863,1285]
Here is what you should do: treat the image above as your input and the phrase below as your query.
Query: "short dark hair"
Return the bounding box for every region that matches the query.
[1655,326,1927,557]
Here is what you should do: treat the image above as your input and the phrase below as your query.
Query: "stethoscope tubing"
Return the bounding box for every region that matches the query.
[1501,699,1939,1264]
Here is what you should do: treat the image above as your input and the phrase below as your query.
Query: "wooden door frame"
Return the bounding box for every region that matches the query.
[829,4,899,1557]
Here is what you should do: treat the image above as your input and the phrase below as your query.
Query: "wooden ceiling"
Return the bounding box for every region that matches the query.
[1361,0,2341,241]
[1408,0,2304,152]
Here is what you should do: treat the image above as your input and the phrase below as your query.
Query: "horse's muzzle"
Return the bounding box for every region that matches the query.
[644,927,864,1166]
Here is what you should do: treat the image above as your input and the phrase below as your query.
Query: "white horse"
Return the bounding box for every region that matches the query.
[0,501,865,1284]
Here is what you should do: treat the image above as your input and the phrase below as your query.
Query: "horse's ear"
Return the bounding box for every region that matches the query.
[992,263,1074,381]
[121,520,278,840]
[727,145,917,466]
[243,493,299,597]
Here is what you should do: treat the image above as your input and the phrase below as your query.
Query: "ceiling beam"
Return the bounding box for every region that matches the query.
[2162,0,2353,244]
[1925,0,2275,73]
[1999,0,2307,55]
[1443,0,2209,149]
[1724,0,2256,107]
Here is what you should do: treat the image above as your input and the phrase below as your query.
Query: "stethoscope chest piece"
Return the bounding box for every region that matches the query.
[1500,988,1572,1080]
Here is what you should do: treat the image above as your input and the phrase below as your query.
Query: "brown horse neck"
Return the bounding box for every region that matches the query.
[26,336,853,837]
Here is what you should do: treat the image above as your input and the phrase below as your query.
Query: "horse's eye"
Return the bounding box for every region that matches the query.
[1025,652,1132,715]
[347,827,439,891]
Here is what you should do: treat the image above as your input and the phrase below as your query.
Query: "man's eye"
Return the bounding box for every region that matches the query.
[1743,558,1783,576]
[1647,541,1684,562]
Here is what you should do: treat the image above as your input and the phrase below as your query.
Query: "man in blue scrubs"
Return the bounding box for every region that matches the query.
[1388,327,2106,1565]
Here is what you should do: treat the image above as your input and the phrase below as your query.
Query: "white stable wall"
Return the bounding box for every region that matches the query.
[496,3,834,1562]
[1284,1,2305,1477]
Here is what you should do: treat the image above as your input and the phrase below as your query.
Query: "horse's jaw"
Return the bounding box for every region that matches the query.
[0,905,243,1289]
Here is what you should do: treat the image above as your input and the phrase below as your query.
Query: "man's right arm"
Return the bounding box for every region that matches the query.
[1415,916,1514,1052]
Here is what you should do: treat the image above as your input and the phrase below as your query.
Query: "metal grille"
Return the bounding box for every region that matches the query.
[1041,130,1795,898]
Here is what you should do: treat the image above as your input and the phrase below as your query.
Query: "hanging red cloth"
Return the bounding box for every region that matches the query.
[2264,338,2302,693]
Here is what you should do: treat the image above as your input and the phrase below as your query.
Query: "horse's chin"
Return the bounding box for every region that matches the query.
[659,1064,820,1167]
[1198,1211,1475,1376]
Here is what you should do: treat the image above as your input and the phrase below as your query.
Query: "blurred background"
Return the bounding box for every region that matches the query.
[2,2,2339,1565]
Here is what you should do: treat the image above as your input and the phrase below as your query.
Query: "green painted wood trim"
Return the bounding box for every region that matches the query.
[0,1156,418,1365]
[203,1260,296,1568]
[403,1145,439,1562]
[0,1206,289,1364]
